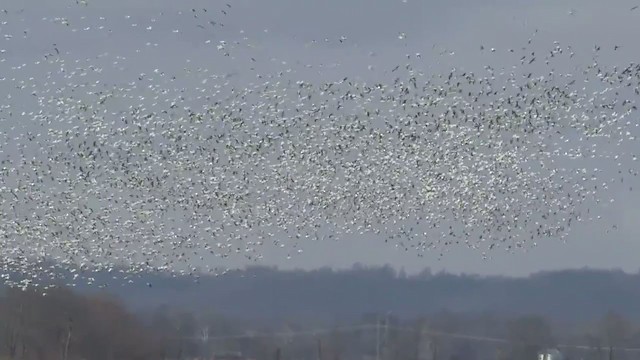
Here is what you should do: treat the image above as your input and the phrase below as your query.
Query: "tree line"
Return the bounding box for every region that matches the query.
[2,284,640,360]
[80,266,640,324]
[0,287,162,360]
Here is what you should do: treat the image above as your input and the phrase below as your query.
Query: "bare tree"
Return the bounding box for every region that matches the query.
[585,332,605,360]
[507,315,554,360]
[61,316,72,360]
[0,287,163,360]
[599,311,632,360]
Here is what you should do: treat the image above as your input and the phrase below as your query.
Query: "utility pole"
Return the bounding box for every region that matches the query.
[376,317,381,360]
[200,326,209,359]
[317,338,323,360]
[383,312,390,360]
[62,316,72,360]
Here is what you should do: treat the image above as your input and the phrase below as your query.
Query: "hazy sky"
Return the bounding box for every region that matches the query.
[2,0,640,277]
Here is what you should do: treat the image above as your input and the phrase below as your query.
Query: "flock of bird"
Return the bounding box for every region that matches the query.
[1,3,640,289]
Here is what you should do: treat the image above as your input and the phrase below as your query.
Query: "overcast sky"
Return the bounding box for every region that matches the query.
[2,0,640,277]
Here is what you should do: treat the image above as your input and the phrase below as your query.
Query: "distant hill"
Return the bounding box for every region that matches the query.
[50,265,640,323]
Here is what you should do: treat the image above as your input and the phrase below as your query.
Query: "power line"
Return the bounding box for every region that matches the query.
[392,326,640,353]
[391,325,508,344]
[175,324,374,341]
[171,323,640,353]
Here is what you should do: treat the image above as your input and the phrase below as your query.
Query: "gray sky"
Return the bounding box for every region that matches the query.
[2,0,640,277]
